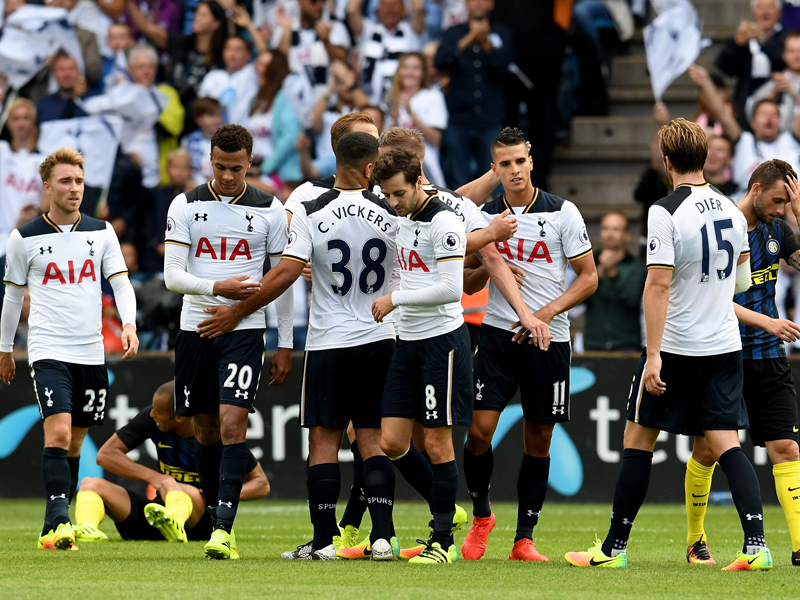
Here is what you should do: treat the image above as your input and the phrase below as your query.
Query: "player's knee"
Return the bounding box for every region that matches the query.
[380,437,407,459]
[78,477,103,493]
[769,440,800,464]
[194,423,220,445]
[466,430,492,456]
[45,425,71,449]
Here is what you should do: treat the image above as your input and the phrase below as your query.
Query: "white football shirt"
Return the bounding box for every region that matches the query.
[646,182,750,355]
[165,182,288,331]
[284,175,336,221]
[479,191,592,342]
[3,214,128,365]
[422,184,482,232]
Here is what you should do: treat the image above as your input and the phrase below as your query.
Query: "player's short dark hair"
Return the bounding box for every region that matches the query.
[336,131,380,170]
[374,148,422,185]
[490,127,527,158]
[747,159,798,193]
[193,97,222,118]
[211,124,253,157]
[330,112,375,154]
[658,118,707,174]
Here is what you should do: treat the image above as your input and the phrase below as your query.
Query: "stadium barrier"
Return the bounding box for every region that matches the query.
[0,353,790,503]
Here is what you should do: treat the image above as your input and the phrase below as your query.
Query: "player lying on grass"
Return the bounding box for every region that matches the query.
[73,381,268,544]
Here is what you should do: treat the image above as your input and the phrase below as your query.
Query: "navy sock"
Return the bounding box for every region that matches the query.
[718,446,767,552]
[431,461,458,547]
[391,443,434,514]
[340,441,368,529]
[194,439,222,518]
[464,444,493,518]
[215,442,249,533]
[307,463,341,549]
[602,448,653,557]
[67,456,80,504]
[362,455,395,543]
[515,454,550,543]
[42,447,71,536]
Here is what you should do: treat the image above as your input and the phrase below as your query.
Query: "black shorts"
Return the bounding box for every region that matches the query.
[626,350,748,435]
[115,489,212,541]
[174,329,266,416]
[743,357,800,447]
[30,360,109,427]
[472,325,572,423]
[382,324,472,427]
[301,339,395,430]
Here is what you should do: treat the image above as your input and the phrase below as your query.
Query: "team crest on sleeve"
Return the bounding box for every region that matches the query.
[648,236,661,255]
[166,217,175,234]
[579,227,589,245]
[443,232,461,251]
[286,231,297,249]
[767,239,779,255]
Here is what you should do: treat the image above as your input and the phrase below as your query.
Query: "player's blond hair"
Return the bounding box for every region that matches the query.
[330,112,375,153]
[378,127,426,160]
[39,147,85,183]
[8,97,37,122]
[658,118,708,175]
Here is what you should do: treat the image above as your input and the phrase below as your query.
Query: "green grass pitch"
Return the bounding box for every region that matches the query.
[0,500,796,599]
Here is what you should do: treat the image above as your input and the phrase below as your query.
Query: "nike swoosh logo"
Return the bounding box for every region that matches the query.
[794,427,799,433]
[157,443,172,448]
[589,556,614,566]
[691,493,708,498]
[789,487,800,492]
[747,555,760,565]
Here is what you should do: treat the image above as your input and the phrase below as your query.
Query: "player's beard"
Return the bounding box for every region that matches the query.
[752,193,773,224]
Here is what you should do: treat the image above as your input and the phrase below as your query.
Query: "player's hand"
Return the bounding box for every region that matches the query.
[0,352,16,385]
[643,354,666,395]
[764,317,800,343]
[509,313,552,348]
[197,304,240,338]
[653,102,670,126]
[784,174,800,220]
[270,347,292,386]
[121,324,139,360]
[372,294,395,323]
[302,261,312,282]
[213,276,261,300]
[509,264,526,287]
[487,209,517,243]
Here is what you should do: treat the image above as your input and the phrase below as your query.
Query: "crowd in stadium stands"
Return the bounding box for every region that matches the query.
[5,0,800,354]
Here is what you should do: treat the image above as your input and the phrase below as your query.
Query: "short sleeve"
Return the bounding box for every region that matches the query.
[560,201,593,260]
[284,185,313,216]
[267,206,289,257]
[102,222,129,281]
[646,205,676,269]
[165,193,191,247]
[329,21,352,49]
[4,230,28,288]
[431,211,466,262]
[116,407,157,451]
[778,218,800,259]
[283,206,313,263]
[460,198,484,233]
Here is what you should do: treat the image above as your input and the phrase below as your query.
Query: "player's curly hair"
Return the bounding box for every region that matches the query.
[658,118,707,175]
[374,148,422,185]
[747,159,798,193]
[211,124,253,157]
[490,127,527,158]
[379,127,426,161]
[330,112,375,154]
[39,147,84,183]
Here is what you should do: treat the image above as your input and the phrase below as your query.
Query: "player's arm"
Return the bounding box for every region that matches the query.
[463,253,490,294]
[455,170,499,206]
[103,223,139,359]
[267,208,294,386]
[642,266,671,395]
[688,64,741,143]
[240,462,270,500]
[465,209,517,254]
[531,252,598,324]
[347,0,365,36]
[96,433,172,488]
[734,302,800,342]
[0,231,28,384]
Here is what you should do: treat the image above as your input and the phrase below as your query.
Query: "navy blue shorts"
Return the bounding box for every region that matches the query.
[472,324,572,423]
[30,360,109,427]
[626,350,748,435]
[742,357,799,447]
[382,324,472,427]
[174,329,266,416]
[301,339,395,430]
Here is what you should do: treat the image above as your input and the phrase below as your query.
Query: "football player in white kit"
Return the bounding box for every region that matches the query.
[0,148,139,551]
[164,125,293,560]
[566,118,773,571]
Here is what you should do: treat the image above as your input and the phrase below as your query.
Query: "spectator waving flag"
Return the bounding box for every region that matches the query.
[38,116,124,189]
[0,5,85,90]
[79,82,168,144]
[644,0,710,102]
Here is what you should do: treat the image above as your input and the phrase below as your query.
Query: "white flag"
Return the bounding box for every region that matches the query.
[80,82,168,143]
[0,5,85,90]
[38,116,124,189]
[644,0,710,102]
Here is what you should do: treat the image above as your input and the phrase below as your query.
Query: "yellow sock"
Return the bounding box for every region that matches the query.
[164,490,193,527]
[75,491,105,528]
[685,457,715,546]
[773,461,800,552]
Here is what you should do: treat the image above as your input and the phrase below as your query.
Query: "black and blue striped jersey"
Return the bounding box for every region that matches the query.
[735,218,800,359]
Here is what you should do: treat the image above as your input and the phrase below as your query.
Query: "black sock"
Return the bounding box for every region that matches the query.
[67,456,80,504]
[515,454,550,543]
[194,439,222,517]
[42,447,71,536]
[718,446,767,553]
[431,461,458,547]
[391,443,434,514]
[215,442,249,533]
[602,448,653,557]
[340,441,368,529]
[464,444,493,518]
[307,463,341,549]
[363,455,395,543]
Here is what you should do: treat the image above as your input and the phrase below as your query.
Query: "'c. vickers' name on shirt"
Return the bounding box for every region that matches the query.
[319,202,394,233]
